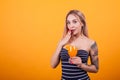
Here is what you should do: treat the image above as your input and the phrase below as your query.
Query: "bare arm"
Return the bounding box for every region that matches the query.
[51,31,71,68]
[50,44,63,68]
[77,41,99,73]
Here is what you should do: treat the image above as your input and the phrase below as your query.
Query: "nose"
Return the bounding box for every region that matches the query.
[69,24,75,30]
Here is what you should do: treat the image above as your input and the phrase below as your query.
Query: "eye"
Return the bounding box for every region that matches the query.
[66,21,70,24]
[73,20,77,24]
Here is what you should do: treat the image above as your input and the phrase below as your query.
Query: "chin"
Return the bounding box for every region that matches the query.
[72,33,77,36]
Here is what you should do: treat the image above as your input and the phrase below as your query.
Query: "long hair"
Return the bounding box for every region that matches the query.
[62,10,89,38]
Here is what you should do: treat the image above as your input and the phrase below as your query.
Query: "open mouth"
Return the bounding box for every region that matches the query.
[71,30,74,33]
[70,30,75,34]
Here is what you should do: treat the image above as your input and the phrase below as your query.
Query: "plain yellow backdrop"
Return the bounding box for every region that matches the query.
[0,0,120,80]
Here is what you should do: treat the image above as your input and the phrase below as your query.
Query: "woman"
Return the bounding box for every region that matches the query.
[51,10,99,80]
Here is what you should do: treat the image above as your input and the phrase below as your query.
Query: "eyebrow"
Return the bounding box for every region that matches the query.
[67,19,78,21]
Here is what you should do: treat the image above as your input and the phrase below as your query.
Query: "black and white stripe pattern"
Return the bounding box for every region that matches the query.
[60,48,90,80]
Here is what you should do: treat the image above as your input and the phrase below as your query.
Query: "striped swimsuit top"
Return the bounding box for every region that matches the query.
[60,47,90,80]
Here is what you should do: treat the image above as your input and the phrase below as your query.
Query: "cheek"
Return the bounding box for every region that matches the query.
[76,23,82,29]
[66,26,69,32]
[67,25,70,30]
[76,22,81,27]
[76,26,82,32]
[76,24,82,29]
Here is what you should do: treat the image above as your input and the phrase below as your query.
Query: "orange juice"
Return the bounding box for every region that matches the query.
[65,45,77,57]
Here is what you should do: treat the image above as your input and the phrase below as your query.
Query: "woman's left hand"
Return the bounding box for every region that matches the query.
[70,57,82,66]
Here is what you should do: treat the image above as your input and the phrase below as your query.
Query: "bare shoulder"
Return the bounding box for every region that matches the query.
[85,38,97,49]
[84,37,95,45]
[88,39,98,52]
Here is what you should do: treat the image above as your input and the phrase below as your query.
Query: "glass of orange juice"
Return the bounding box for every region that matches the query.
[65,45,77,63]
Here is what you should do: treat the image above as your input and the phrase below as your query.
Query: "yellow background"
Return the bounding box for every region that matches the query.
[0,0,120,80]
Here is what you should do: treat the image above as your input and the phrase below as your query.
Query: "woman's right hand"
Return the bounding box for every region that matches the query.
[51,31,71,68]
[59,30,71,46]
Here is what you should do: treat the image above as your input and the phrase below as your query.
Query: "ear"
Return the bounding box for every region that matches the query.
[80,22,84,27]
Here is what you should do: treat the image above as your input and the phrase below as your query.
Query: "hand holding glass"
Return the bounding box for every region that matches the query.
[65,45,77,63]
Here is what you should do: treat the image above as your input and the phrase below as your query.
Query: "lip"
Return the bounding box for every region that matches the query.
[70,30,75,34]
[71,29,75,31]
[71,30,74,33]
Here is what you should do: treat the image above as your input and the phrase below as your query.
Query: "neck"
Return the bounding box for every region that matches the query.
[69,32,84,43]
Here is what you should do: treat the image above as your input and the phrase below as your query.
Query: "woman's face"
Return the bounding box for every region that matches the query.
[66,14,83,36]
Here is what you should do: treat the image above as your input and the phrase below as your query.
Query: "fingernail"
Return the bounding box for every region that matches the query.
[70,61,73,64]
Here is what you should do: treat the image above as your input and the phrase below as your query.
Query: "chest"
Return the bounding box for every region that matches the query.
[60,48,89,63]
[69,40,91,52]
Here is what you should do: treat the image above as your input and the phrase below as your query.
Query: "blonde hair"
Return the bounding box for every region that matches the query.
[63,10,89,38]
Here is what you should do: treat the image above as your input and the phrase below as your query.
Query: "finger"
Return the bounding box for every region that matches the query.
[65,33,71,40]
[67,30,71,35]
[71,57,78,59]
[70,60,78,64]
